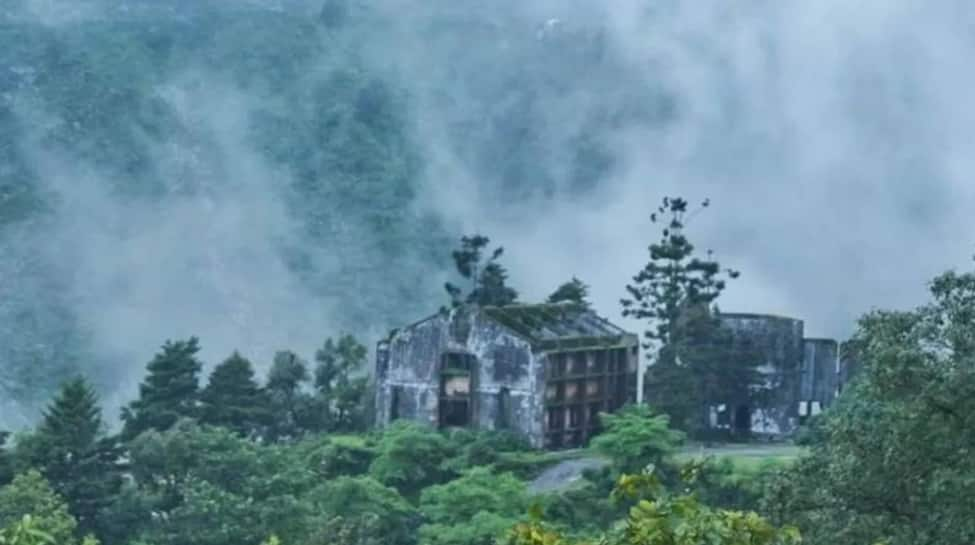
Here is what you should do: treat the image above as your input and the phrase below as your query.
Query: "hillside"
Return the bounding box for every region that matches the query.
[0,0,663,424]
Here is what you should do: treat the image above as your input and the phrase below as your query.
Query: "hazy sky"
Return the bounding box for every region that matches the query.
[410,0,975,340]
[3,0,975,426]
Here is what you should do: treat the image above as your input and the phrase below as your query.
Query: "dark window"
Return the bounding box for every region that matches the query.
[734,405,751,434]
[497,387,511,429]
[440,399,470,427]
[439,353,475,429]
[570,353,587,375]
[592,351,606,373]
[390,386,403,421]
[568,405,583,428]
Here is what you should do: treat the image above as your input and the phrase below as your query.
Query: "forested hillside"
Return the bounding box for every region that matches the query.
[0,0,664,422]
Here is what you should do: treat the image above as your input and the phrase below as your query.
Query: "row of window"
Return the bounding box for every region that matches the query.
[545,348,636,378]
[544,375,630,404]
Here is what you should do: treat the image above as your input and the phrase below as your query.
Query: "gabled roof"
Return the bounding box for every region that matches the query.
[481,302,636,351]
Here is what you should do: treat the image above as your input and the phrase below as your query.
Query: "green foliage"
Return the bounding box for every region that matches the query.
[547,278,591,306]
[0,516,56,545]
[143,477,271,545]
[295,435,377,480]
[0,471,77,545]
[506,468,800,545]
[439,428,533,475]
[313,335,370,432]
[368,421,456,497]
[125,421,317,545]
[418,467,529,545]
[264,351,315,442]
[621,197,760,437]
[764,265,975,545]
[200,352,270,437]
[19,379,123,541]
[686,457,783,513]
[590,405,685,474]
[444,235,519,308]
[121,338,204,440]
[303,476,418,545]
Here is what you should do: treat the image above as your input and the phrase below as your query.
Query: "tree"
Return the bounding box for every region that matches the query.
[621,197,756,437]
[505,467,801,545]
[418,467,529,545]
[0,515,59,545]
[368,422,455,498]
[302,476,418,545]
[264,350,314,441]
[590,405,685,475]
[20,379,122,541]
[763,265,975,545]
[0,471,77,545]
[444,235,518,307]
[314,335,370,432]
[547,277,591,306]
[120,338,204,440]
[200,352,270,437]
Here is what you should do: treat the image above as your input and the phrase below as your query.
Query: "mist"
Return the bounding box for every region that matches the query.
[2,0,974,428]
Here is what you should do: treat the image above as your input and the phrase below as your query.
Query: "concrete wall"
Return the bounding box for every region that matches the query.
[374,307,545,447]
[719,313,805,436]
[800,338,840,411]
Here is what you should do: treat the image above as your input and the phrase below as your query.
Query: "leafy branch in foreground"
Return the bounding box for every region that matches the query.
[505,464,801,545]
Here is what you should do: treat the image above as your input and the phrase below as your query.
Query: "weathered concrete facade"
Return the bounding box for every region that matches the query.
[799,338,840,420]
[375,303,639,449]
[717,313,805,436]
[706,313,855,437]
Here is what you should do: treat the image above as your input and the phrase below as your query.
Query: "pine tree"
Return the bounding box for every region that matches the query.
[444,234,519,308]
[314,335,370,432]
[546,277,591,306]
[28,378,123,540]
[200,352,269,437]
[622,197,759,437]
[264,350,314,441]
[120,337,203,440]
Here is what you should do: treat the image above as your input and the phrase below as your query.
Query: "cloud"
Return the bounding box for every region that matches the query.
[389,0,975,339]
[11,75,342,424]
[4,0,975,427]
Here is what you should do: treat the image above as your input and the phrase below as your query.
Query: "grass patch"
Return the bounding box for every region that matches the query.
[675,444,804,471]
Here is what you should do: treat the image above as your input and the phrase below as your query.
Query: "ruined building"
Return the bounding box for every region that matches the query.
[707,313,855,437]
[374,303,639,449]
[375,304,859,448]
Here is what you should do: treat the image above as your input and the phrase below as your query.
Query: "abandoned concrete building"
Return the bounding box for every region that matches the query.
[375,304,859,448]
[374,303,639,449]
[706,313,855,437]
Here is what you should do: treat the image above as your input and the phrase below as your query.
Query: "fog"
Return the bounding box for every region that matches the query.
[2,0,974,428]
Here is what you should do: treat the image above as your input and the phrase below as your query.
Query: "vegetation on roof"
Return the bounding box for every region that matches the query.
[481,302,629,345]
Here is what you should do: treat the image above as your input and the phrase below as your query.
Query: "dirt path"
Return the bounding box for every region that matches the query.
[528,456,608,494]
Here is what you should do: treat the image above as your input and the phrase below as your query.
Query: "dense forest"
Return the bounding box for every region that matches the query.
[3,191,975,545]
[0,0,662,420]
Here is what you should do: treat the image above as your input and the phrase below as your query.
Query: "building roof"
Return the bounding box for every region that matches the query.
[481,302,636,351]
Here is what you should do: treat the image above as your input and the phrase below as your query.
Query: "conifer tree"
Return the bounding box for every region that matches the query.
[622,197,760,437]
[27,378,123,540]
[445,234,519,307]
[120,337,203,440]
[546,277,591,306]
[200,352,269,437]
[265,350,314,441]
